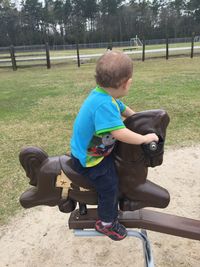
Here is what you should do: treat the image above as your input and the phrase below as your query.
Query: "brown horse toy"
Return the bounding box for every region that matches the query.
[19,109,170,214]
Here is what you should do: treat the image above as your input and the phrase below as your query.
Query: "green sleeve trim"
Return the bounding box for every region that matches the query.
[121,105,127,113]
[96,125,125,135]
[86,157,104,167]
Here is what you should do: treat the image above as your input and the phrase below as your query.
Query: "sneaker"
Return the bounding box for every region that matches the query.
[95,220,127,241]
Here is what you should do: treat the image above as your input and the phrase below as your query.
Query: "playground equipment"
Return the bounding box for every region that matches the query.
[130,35,143,48]
[194,35,200,42]
[19,109,200,267]
[123,35,143,51]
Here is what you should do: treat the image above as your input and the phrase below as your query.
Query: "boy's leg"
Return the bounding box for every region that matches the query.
[72,154,118,221]
[71,154,127,240]
[92,157,119,222]
[86,156,127,241]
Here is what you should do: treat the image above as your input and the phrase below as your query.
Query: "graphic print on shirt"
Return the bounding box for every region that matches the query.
[88,133,116,157]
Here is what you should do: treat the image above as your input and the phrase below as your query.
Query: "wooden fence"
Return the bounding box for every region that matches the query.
[141,34,196,62]
[0,43,51,71]
[0,36,199,71]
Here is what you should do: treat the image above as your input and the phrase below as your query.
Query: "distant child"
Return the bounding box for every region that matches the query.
[70,51,158,241]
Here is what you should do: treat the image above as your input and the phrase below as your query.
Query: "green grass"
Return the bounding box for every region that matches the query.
[0,57,200,224]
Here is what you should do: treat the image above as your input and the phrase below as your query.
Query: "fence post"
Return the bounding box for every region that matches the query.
[142,38,145,62]
[76,43,80,67]
[10,45,17,71]
[45,43,51,69]
[166,37,169,60]
[191,33,195,58]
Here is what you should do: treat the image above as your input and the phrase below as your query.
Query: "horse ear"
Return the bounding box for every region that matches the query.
[19,146,48,186]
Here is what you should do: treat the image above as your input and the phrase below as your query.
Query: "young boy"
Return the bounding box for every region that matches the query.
[70,51,158,241]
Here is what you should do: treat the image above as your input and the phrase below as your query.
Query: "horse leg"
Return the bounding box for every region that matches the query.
[120,180,170,211]
[58,198,77,213]
[119,198,148,211]
[78,202,88,215]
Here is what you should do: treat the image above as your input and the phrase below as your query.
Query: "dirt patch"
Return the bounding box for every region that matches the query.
[0,146,200,267]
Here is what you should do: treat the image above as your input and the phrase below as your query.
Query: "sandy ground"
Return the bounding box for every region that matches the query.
[0,146,200,267]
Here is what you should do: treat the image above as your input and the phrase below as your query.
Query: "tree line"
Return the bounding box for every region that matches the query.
[0,0,200,47]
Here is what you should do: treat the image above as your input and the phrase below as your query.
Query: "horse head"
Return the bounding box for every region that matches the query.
[114,109,170,210]
[116,109,169,166]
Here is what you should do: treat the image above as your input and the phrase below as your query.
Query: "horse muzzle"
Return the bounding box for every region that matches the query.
[142,140,165,167]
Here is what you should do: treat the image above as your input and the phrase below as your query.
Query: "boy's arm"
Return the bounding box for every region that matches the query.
[112,128,159,145]
[122,106,135,118]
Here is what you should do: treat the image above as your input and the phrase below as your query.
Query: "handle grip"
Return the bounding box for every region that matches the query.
[148,141,158,151]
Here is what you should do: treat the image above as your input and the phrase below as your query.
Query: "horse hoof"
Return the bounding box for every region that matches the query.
[119,199,145,211]
[58,199,77,213]
[78,203,88,215]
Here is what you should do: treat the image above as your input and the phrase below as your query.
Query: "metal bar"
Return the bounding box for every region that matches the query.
[73,229,154,267]
[140,230,154,267]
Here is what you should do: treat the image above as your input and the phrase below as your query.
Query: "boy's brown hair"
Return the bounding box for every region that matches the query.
[95,51,133,89]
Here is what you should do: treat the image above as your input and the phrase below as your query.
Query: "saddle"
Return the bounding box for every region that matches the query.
[59,155,97,204]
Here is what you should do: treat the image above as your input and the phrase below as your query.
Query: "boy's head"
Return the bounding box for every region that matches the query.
[95,51,133,89]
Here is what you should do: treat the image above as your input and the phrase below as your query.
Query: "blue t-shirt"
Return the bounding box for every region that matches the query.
[70,86,126,167]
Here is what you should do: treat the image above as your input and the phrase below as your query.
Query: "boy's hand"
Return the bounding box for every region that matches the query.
[143,133,159,144]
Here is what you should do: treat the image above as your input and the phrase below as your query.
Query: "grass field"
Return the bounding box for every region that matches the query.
[0,57,200,224]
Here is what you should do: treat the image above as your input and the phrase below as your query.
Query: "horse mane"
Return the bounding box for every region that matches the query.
[19,146,48,186]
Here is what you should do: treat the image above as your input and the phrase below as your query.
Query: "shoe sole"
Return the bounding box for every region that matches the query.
[95,227,127,241]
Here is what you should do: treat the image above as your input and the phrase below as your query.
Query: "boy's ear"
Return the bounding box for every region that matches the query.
[124,78,132,89]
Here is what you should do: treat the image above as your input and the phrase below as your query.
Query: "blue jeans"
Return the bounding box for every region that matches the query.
[71,154,119,222]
